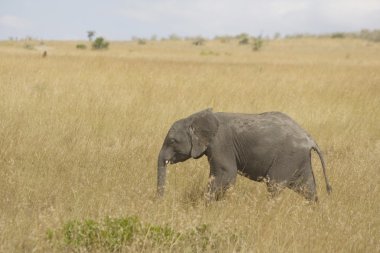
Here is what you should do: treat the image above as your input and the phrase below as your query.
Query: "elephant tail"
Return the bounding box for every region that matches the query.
[311,144,332,194]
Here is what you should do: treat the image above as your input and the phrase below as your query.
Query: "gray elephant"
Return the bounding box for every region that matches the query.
[157,109,332,202]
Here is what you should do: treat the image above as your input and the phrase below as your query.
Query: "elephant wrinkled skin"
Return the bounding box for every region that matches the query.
[157,109,332,202]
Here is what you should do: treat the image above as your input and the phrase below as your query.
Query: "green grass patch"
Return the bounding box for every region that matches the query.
[200,50,219,56]
[48,216,238,252]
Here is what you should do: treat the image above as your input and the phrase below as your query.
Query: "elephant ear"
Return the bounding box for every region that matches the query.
[189,109,219,158]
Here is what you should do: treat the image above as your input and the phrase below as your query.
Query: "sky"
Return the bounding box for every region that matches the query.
[1,0,380,40]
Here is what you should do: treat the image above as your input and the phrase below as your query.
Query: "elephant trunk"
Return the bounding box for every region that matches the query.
[157,151,168,197]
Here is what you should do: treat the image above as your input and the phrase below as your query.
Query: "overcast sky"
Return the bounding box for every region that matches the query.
[1,0,380,40]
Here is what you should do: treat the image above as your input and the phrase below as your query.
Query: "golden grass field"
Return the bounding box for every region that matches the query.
[0,38,379,252]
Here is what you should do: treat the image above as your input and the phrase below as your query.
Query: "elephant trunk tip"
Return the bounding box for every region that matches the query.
[157,186,165,198]
[157,159,167,198]
[326,184,332,194]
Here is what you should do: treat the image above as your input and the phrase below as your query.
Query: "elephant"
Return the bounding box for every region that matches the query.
[157,109,332,202]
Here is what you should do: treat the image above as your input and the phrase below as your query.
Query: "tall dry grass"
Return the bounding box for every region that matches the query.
[0,38,379,252]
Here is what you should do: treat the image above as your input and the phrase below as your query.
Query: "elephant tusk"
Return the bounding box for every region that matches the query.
[165,160,169,165]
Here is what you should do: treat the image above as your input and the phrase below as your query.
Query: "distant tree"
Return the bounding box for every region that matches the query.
[92,37,109,50]
[87,31,96,42]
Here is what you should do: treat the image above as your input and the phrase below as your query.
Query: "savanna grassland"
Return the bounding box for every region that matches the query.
[0,37,379,252]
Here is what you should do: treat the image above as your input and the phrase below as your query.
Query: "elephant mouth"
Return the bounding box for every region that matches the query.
[167,153,190,164]
[164,158,174,165]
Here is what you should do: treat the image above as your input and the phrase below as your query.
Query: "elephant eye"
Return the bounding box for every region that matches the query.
[169,138,176,144]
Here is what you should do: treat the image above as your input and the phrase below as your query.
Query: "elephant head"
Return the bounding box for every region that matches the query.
[157,109,219,197]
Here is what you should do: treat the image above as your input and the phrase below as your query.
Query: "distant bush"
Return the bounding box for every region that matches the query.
[48,216,239,252]
[192,37,206,46]
[238,34,250,45]
[23,44,34,50]
[215,35,233,43]
[273,32,281,39]
[331,33,345,39]
[168,34,182,41]
[76,44,87,49]
[283,30,380,43]
[235,33,249,40]
[359,29,380,42]
[252,36,263,51]
[285,33,315,39]
[92,37,109,50]
[137,39,147,45]
[239,37,249,45]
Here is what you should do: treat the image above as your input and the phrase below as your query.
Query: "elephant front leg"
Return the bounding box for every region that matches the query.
[205,175,216,202]
[205,169,237,202]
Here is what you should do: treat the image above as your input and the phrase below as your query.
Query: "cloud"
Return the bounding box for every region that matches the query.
[1,0,379,40]
[0,15,29,29]
[115,0,310,36]
[117,1,193,23]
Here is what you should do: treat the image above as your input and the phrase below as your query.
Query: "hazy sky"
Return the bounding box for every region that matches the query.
[1,0,380,40]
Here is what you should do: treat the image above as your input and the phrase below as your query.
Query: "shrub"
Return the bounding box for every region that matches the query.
[239,37,250,45]
[48,216,239,252]
[24,44,34,50]
[60,216,141,251]
[331,33,345,39]
[359,29,380,42]
[102,217,141,251]
[168,34,182,40]
[236,33,249,45]
[137,39,147,45]
[147,225,180,247]
[215,35,233,43]
[92,37,109,50]
[76,44,87,49]
[193,37,206,46]
[252,36,263,51]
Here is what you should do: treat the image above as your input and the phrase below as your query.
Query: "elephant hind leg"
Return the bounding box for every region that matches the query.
[289,168,318,202]
[291,183,318,202]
